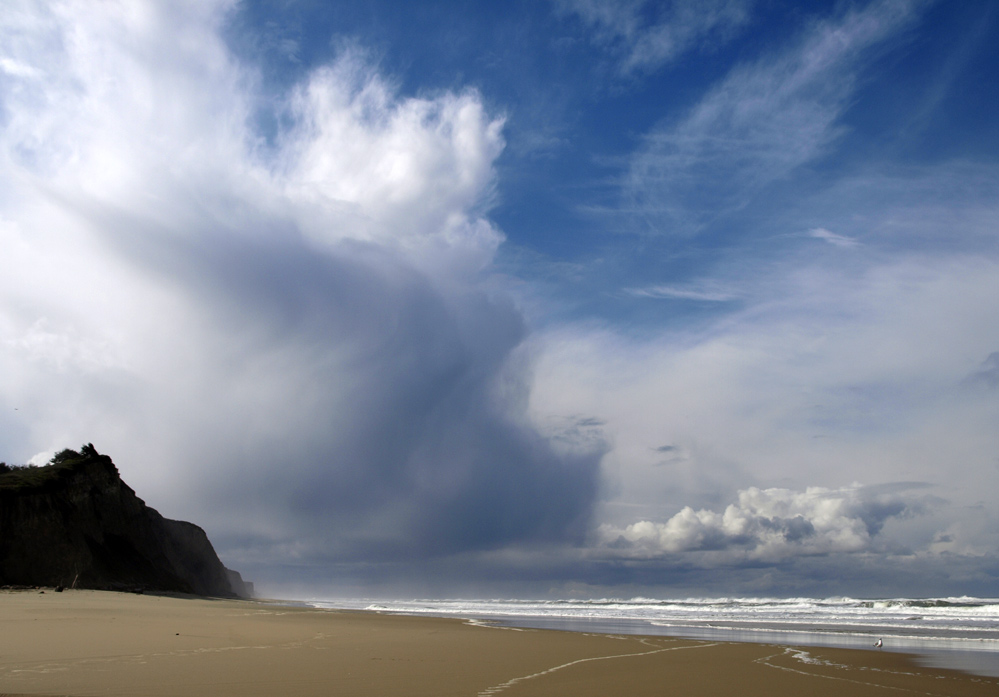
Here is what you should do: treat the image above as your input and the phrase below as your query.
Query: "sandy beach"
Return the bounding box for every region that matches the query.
[1,590,996,697]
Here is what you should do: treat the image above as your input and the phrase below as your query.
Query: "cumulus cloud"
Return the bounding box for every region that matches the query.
[529,249,999,572]
[597,484,919,562]
[3,0,996,597]
[277,51,506,272]
[0,0,602,582]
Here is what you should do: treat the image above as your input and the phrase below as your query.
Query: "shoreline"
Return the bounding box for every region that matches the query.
[3,589,998,696]
[307,596,999,679]
[483,614,999,679]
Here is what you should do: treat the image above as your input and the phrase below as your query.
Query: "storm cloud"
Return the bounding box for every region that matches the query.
[0,0,600,578]
[2,1,998,598]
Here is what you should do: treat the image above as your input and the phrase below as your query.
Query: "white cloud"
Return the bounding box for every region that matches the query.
[624,283,738,301]
[556,0,753,73]
[808,227,859,248]
[0,0,601,575]
[624,0,922,235]
[2,0,996,595]
[530,253,999,558]
[278,50,506,274]
[791,162,999,253]
[0,57,39,78]
[597,484,915,562]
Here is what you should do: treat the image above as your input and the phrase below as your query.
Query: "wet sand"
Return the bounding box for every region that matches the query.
[2,590,996,696]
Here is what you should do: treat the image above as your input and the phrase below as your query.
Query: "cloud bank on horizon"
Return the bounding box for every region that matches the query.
[1,0,997,597]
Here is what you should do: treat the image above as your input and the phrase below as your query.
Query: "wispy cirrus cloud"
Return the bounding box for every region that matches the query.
[4,0,997,598]
[808,227,860,249]
[554,0,753,73]
[624,283,738,301]
[624,0,924,236]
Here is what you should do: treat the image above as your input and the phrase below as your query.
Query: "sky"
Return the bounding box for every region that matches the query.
[1,0,998,599]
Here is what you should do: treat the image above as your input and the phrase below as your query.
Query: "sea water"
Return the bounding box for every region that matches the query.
[309,596,999,678]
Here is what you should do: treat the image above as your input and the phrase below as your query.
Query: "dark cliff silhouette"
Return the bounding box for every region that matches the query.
[0,444,251,597]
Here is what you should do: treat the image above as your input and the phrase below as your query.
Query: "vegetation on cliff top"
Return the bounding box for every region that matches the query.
[0,444,112,492]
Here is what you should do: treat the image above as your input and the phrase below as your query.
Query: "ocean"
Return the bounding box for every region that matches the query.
[309,596,999,678]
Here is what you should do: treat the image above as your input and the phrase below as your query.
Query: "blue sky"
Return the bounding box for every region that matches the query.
[2,0,998,598]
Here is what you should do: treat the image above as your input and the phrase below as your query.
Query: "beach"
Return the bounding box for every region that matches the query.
[2,590,997,697]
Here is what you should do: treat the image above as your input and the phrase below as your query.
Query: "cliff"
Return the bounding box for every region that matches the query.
[0,444,250,597]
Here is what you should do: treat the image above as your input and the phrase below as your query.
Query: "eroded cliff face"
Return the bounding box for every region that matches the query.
[0,445,250,597]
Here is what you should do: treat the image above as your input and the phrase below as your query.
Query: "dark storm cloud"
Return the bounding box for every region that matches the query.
[0,2,603,585]
[5,0,999,598]
[76,152,604,565]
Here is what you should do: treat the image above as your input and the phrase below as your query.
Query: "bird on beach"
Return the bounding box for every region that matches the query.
[874,638,883,649]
